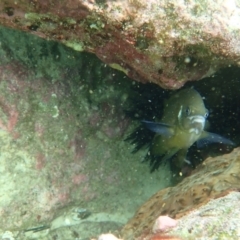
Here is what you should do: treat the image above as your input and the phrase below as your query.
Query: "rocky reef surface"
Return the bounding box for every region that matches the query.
[96,191,240,240]
[167,191,240,240]
[0,0,240,88]
[122,147,240,239]
[0,26,172,239]
[0,15,240,239]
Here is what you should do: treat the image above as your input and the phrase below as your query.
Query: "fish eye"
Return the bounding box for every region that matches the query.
[204,110,209,118]
[185,107,191,115]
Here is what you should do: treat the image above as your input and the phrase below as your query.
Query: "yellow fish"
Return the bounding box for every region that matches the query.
[143,88,234,171]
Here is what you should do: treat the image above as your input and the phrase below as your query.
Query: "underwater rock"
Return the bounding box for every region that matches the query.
[1,1,240,89]
[0,26,173,239]
[121,147,240,239]
[167,191,240,239]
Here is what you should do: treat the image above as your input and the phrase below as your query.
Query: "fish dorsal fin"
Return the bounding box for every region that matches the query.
[142,120,174,137]
[197,131,235,148]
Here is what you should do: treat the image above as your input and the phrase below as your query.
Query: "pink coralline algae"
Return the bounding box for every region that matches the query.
[71,174,89,185]
[35,153,46,170]
[97,233,122,240]
[0,97,19,138]
[152,216,178,233]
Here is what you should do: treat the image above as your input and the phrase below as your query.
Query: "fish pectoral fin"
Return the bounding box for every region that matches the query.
[142,120,174,137]
[197,131,235,148]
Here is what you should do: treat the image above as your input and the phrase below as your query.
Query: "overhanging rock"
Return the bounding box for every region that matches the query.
[0,0,240,89]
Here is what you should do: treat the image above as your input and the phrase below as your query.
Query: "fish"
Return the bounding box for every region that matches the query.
[142,88,234,171]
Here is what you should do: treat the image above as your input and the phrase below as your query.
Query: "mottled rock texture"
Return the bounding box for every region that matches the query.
[1,0,240,89]
[0,26,172,238]
[121,147,240,239]
[168,191,240,240]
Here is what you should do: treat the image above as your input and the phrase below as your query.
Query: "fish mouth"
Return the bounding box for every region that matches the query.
[188,115,205,134]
